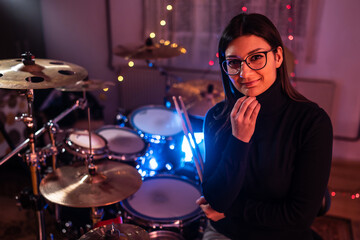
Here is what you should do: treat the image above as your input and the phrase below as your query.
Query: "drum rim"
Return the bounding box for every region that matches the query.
[128,105,183,138]
[64,129,108,159]
[121,175,203,223]
[95,125,149,161]
[148,230,186,240]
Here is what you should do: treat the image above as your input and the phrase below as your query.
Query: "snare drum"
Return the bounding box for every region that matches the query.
[64,129,107,160]
[121,175,203,239]
[96,126,148,162]
[129,106,183,143]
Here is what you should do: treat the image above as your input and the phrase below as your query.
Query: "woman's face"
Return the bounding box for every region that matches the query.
[224,35,283,97]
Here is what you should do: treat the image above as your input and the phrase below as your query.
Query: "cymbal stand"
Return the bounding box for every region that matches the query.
[18,89,46,240]
[0,96,87,240]
[0,98,87,166]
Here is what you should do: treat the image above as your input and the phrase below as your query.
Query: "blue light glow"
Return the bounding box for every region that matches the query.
[181,132,204,162]
[149,157,159,170]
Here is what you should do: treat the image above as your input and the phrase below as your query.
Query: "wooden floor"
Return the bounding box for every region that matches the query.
[325,159,360,240]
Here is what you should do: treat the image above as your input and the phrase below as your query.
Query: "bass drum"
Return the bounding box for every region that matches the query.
[96,125,148,165]
[121,175,205,240]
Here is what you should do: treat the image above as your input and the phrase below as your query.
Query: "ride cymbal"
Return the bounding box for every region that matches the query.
[57,79,115,92]
[0,56,88,89]
[39,161,142,208]
[167,79,224,118]
[78,223,150,240]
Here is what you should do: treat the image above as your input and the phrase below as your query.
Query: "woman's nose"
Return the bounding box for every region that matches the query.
[239,62,253,78]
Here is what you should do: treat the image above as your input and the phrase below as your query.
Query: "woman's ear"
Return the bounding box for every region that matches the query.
[275,46,284,68]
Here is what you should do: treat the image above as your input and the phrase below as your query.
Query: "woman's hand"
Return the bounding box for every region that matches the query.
[196,196,225,222]
[230,96,261,142]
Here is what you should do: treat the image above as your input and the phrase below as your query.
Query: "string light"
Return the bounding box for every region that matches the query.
[160,20,166,26]
[166,5,173,11]
[128,61,134,67]
[329,187,360,200]
[242,6,248,12]
[103,88,109,92]
[117,75,124,82]
[149,32,156,38]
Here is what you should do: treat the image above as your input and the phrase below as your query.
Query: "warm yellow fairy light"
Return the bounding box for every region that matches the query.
[166,5,173,11]
[149,32,156,38]
[103,88,109,92]
[159,39,165,44]
[160,20,166,26]
[164,40,170,46]
[118,75,124,82]
[128,61,134,67]
[180,48,187,54]
[171,43,178,48]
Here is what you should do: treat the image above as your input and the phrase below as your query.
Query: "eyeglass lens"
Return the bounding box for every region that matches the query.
[223,52,267,75]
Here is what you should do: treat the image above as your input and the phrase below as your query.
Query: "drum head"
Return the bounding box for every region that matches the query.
[68,130,106,149]
[96,126,147,160]
[130,106,183,138]
[122,176,202,223]
[64,129,107,159]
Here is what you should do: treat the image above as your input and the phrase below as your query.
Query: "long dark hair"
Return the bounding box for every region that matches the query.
[214,13,308,135]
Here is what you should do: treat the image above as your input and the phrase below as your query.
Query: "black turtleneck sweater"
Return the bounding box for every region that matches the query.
[202,79,333,239]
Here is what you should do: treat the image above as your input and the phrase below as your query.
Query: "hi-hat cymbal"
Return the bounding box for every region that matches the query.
[167,79,224,118]
[39,161,142,208]
[0,58,88,89]
[114,39,186,60]
[57,79,115,92]
[79,223,150,240]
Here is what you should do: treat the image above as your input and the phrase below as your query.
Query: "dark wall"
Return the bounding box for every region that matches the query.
[0,0,46,59]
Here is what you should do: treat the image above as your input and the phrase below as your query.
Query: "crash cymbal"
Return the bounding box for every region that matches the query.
[39,161,142,208]
[0,55,88,89]
[167,79,224,118]
[57,79,115,92]
[114,38,186,60]
[79,223,150,240]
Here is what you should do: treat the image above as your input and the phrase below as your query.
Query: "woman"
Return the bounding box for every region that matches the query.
[196,13,333,240]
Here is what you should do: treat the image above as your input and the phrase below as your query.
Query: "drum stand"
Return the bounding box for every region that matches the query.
[0,90,87,240]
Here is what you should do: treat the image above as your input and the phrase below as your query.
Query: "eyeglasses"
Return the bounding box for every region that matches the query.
[221,48,276,76]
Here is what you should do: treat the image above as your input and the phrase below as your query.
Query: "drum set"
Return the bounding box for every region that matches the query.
[0,50,224,240]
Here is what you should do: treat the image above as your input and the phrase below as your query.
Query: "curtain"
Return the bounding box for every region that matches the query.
[143,0,317,72]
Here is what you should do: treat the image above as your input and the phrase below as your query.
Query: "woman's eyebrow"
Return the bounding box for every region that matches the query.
[226,47,266,59]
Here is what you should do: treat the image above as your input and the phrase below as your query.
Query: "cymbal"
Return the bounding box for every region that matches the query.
[57,79,115,92]
[114,40,186,60]
[0,58,88,89]
[39,161,142,208]
[79,223,150,240]
[167,79,224,118]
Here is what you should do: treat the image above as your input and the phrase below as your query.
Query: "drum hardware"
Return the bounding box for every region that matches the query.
[0,52,89,240]
[78,223,150,240]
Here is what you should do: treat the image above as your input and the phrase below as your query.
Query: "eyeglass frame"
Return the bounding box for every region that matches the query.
[221,48,277,76]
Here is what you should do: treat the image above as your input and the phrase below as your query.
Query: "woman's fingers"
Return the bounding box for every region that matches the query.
[230,96,261,142]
